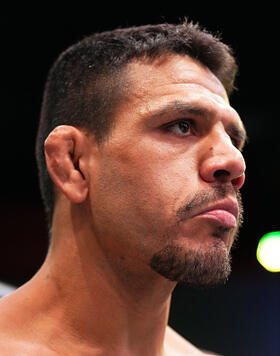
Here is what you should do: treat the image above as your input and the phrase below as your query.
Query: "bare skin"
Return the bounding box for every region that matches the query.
[0,54,246,355]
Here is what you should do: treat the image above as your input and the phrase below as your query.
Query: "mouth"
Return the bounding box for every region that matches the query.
[194,199,239,229]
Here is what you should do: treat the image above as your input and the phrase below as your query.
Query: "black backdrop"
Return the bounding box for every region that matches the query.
[1,7,280,356]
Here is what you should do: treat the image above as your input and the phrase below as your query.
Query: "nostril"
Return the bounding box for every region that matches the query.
[213,169,230,183]
[232,174,245,190]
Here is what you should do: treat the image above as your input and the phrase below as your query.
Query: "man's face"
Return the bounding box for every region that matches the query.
[89,55,246,287]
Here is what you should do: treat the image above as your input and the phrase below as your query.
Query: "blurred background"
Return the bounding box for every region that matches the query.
[1,7,279,356]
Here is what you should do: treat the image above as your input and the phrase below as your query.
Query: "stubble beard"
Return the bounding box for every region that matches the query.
[150,187,243,288]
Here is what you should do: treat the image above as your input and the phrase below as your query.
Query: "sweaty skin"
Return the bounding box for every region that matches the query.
[0,54,245,355]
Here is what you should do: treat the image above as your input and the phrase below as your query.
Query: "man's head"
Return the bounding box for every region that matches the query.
[35,20,246,288]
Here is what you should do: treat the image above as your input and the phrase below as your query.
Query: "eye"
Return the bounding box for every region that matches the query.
[230,136,238,147]
[163,119,192,137]
[229,135,242,151]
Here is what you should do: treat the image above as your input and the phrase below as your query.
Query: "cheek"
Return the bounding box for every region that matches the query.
[135,146,199,208]
[96,146,198,226]
[89,144,202,262]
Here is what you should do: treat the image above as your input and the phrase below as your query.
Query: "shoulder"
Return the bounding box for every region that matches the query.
[0,297,56,356]
[0,336,59,356]
[0,338,47,356]
[164,326,222,356]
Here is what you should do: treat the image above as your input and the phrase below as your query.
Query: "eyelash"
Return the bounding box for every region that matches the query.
[162,119,194,136]
[161,119,242,150]
[230,137,239,148]
[229,135,242,150]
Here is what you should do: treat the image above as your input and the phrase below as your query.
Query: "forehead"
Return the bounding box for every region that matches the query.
[111,54,245,139]
[115,55,238,121]
[125,54,228,101]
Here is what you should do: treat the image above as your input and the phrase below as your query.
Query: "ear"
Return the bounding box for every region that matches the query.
[44,125,90,203]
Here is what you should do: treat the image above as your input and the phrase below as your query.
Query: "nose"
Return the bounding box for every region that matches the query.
[199,132,246,190]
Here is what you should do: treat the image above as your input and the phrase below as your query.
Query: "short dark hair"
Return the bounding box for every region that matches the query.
[35,19,238,230]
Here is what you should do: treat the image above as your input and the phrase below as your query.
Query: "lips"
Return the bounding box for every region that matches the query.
[194,200,239,228]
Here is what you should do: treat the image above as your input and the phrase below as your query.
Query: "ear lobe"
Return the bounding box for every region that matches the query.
[44,125,89,203]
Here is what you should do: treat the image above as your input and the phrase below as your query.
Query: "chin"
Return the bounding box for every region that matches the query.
[150,238,232,288]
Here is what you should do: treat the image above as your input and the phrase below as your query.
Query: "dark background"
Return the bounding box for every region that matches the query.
[1,7,279,356]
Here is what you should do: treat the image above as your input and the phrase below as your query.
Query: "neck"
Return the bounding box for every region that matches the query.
[25,203,176,355]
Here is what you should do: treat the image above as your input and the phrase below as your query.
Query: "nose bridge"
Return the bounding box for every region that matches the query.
[211,125,235,156]
[200,124,246,187]
[213,125,245,166]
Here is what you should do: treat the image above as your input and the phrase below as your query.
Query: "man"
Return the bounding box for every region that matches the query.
[0,20,246,355]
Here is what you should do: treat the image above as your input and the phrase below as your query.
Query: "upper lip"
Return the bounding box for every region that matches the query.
[196,199,239,219]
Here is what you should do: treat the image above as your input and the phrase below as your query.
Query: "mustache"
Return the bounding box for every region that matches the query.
[176,185,243,223]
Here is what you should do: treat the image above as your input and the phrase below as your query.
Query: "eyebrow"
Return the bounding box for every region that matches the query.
[150,101,214,121]
[149,100,248,148]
